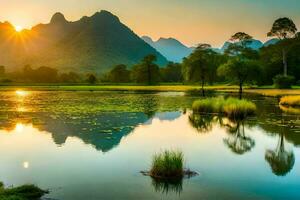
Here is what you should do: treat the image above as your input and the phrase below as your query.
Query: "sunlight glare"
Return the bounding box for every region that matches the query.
[23,161,29,169]
[16,90,28,96]
[15,123,25,132]
[14,25,23,32]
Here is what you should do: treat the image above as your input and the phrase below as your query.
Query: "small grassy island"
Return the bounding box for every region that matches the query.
[279,95,300,114]
[0,182,48,200]
[141,150,197,180]
[192,97,256,119]
[280,95,300,107]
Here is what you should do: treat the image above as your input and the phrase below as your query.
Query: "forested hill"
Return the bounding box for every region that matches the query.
[0,11,168,73]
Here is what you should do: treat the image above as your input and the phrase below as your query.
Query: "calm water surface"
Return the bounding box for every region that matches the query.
[0,91,299,199]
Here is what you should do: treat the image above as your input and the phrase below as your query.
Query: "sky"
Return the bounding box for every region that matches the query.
[1,0,300,47]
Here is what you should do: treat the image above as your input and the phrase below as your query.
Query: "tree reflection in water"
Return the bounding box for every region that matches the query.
[265,133,295,176]
[188,113,215,133]
[223,120,255,155]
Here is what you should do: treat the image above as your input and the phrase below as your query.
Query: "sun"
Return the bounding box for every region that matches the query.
[14,25,23,32]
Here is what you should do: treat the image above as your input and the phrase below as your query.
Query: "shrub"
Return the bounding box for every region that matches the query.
[280,95,300,107]
[192,97,256,119]
[273,75,295,89]
[150,150,184,179]
[0,183,48,200]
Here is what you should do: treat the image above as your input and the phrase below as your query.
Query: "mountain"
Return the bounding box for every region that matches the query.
[220,39,263,53]
[0,11,168,73]
[263,38,280,47]
[142,36,193,63]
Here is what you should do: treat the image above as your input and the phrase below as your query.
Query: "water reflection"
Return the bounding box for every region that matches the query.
[223,120,255,155]
[265,133,295,176]
[151,177,183,195]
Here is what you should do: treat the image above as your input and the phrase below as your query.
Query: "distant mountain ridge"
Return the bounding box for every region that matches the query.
[0,11,168,73]
[218,39,279,53]
[142,36,193,63]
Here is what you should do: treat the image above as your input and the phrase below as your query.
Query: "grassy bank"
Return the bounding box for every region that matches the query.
[192,97,256,119]
[0,85,299,97]
[0,182,48,200]
[280,95,300,107]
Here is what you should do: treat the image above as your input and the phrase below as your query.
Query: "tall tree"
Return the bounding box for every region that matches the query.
[218,58,260,99]
[87,74,97,84]
[182,44,216,96]
[160,62,183,82]
[225,32,253,56]
[108,64,130,83]
[268,17,298,76]
[131,54,160,85]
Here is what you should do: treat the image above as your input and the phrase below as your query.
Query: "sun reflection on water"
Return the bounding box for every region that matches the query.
[15,123,25,132]
[16,90,28,97]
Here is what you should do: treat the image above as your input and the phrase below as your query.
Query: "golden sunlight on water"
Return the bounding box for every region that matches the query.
[15,90,28,97]
[15,123,25,132]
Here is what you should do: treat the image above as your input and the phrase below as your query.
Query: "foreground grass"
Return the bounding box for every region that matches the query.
[0,182,48,200]
[192,97,256,119]
[280,95,300,107]
[150,150,184,179]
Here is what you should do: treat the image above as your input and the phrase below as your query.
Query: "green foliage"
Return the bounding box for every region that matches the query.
[273,74,295,89]
[22,65,58,83]
[108,64,130,83]
[86,74,97,84]
[59,72,81,83]
[192,97,256,119]
[160,62,183,82]
[0,183,48,200]
[131,54,160,85]
[268,18,297,39]
[218,58,261,98]
[150,150,184,178]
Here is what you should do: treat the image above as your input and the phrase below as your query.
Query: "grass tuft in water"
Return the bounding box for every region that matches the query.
[192,97,256,119]
[150,150,184,179]
[280,95,300,107]
[0,182,48,200]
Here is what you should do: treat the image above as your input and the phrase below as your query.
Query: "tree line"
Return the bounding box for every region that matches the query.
[1,17,299,94]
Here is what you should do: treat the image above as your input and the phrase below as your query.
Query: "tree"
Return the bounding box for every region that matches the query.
[268,17,298,76]
[182,44,217,96]
[218,58,260,99]
[108,64,130,83]
[131,54,160,85]
[60,72,81,83]
[87,74,97,84]
[225,32,253,56]
[160,62,183,82]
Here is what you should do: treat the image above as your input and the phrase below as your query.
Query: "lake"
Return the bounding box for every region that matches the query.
[0,91,299,200]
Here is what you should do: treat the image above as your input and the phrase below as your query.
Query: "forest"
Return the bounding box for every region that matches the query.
[1,18,299,93]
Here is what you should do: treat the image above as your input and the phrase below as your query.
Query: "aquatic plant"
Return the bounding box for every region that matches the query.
[280,95,300,107]
[0,182,48,200]
[150,150,184,179]
[192,97,256,119]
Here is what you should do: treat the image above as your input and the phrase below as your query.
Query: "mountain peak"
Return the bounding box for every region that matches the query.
[50,12,67,24]
[91,10,120,22]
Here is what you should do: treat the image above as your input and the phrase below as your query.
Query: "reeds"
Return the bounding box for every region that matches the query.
[150,150,184,179]
[192,97,256,119]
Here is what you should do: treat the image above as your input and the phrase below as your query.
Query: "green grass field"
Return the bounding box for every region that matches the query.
[0,84,300,96]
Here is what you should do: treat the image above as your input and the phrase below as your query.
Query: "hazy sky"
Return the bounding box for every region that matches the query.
[1,0,300,47]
